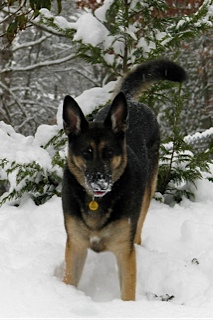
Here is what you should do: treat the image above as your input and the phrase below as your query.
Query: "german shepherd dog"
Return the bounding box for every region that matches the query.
[62,59,187,300]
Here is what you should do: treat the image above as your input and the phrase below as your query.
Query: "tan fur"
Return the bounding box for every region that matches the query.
[67,141,127,189]
[112,66,153,100]
[62,59,186,301]
[64,146,157,300]
[64,237,87,287]
[67,152,85,184]
[111,150,127,183]
[116,247,136,301]
[134,167,158,245]
[134,185,151,245]
[82,205,112,230]
[111,155,122,169]
[64,215,136,300]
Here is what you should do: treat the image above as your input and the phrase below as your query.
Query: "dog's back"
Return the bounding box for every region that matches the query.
[96,59,187,157]
[96,60,187,197]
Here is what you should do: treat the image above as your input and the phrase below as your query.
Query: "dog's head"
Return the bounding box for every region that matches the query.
[63,92,128,197]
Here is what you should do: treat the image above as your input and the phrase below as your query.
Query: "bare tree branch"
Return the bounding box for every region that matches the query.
[54,67,100,87]
[0,81,27,118]
[14,116,36,131]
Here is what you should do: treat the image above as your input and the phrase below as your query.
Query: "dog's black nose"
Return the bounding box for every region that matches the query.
[86,172,112,197]
[91,177,109,191]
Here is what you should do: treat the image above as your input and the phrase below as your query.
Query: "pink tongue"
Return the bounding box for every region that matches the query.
[94,191,106,197]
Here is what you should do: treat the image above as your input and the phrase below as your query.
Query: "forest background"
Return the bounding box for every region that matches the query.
[1,0,212,136]
[0,0,213,205]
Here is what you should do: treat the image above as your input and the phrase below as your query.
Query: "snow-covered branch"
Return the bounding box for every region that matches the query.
[12,35,51,52]
[30,20,69,38]
[163,127,213,153]
[0,53,76,73]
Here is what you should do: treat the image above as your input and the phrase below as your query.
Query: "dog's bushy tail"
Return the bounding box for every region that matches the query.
[118,59,187,99]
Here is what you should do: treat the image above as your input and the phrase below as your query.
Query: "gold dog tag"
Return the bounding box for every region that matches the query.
[89,200,99,211]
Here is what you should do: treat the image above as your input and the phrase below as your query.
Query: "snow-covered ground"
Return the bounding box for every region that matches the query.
[0,172,213,318]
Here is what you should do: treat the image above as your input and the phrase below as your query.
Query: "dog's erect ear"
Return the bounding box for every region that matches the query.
[104,92,128,133]
[63,95,88,135]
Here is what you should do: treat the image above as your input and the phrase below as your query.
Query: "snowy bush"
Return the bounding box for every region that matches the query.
[156,86,213,204]
[0,122,66,205]
[39,0,213,78]
[157,145,212,204]
[0,91,212,206]
[0,82,115,206]
[1,0,213,206]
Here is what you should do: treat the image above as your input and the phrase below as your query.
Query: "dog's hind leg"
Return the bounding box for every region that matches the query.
[64,236,87,287]
[134,185,151,245]
[134,171,158,245]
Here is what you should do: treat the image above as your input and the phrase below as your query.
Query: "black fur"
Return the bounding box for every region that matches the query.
[62,59,187,300]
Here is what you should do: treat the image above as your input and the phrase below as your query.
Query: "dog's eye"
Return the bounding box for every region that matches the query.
[103,148,113,160]
[82,147,93,160]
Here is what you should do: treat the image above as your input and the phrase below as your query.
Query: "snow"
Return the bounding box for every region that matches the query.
[57,81,116,126]
[1,66,213,317]
[39,8,53,19]
[40,8,75,29]
[1,115,213,317]
[137,37,157,57]
[73,13,110,47]
[0,78,213,317]
[95,0,114,21]
[0,174,213,318]
[76,81,116,114]
[40,4,116,38]
[185,127,213,145]
[1,1,211,316]
[0,122,52,168]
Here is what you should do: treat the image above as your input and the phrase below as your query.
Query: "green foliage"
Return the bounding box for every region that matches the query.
[0,129,66,206]
[75,0,170,75]
[2,0,62,43]
[156,86,213,204]
[38,0,213,78]
[158,144,212,204]
[0,94,212,206]
[1,0,213,206]
[0,160,60,205]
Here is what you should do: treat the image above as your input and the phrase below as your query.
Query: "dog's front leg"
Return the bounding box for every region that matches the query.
[116,247,136,301]
[64,237,87,287]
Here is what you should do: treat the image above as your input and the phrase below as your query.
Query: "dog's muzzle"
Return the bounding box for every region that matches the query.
[86,172,112,197]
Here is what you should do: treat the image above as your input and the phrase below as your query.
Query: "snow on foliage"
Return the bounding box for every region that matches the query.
[0,121,53,168]
[0,82,116,204]
[95,0,114,21]
[73,13,111,47]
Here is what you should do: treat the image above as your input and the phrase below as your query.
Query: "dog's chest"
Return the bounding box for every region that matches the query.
[68,204,131,253]
[79,217,131,253]
[81,202,112,231]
